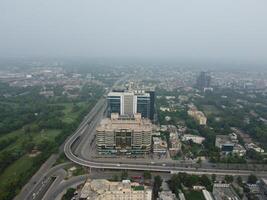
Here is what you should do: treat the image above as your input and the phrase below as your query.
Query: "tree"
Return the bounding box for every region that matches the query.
[247,174,257,184]
[121,170,128,180]
[237,176,243,186]
[211,174,216,183]
[197,157,202,167]
[224,175,234,183]
[144,171,152,180]
[112,174,119,181]
[200,175,212,191]
[153,176,163,199]
[62,188,75,200]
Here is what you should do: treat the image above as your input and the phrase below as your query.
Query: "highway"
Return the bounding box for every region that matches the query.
[64,96,267,177]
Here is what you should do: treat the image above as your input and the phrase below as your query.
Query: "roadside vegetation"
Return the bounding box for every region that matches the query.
[0,82,104,200]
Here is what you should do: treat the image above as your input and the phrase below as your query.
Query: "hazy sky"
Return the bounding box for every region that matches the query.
[1,0,267,63]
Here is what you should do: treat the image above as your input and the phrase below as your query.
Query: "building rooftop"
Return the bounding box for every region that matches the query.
[80,179,152,200]
[97,113,152,132]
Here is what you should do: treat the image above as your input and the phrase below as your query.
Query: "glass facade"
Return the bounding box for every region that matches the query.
[108,96,121,116]
[115,131,132,149]
[137,96,150,119]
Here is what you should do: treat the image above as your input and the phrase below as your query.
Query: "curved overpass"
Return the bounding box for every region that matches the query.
[64,98,267,177]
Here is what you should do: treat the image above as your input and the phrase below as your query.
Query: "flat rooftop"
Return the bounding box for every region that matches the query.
[97,113,152,132]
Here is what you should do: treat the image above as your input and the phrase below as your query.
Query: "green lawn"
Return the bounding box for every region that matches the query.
[0,101,90,199]
[202,105,221,116]
[184,190,205,200]
[33,129,61,143]
[59,102,88,124]
[0,155,33,191]
[0,128,61,153]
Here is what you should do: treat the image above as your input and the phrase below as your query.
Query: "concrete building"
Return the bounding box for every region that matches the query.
[107,89,154,120]
[259,178,267,197]
[187,108,207,125]
[169,132,181,157]
[157,180,178,200]
[153,137,167,154]
[212,184,240,200]
[182,134,205,144]
[157,191,177,200]
[215,135,235,152]
[96,113,152,154]
[215,134,246,156]
[196,71,212,91]
[202,189,214,200]
[245,143,264,153]
[80,179,152,200]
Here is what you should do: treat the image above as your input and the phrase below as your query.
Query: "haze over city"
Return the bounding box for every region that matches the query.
[1,0,267,65]
[1,1,267,200]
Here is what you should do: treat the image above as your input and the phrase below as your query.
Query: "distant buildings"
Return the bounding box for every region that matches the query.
[182,134,205,144]
[107,89,155,120]
[80,179,152,200]
[96,113,152,155]
[196,71,212,91]
[187,108,207,125]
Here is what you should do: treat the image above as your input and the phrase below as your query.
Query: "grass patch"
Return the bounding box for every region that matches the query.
[54,152,69,165]
[202,105,220,116]
[184,190,205,200]
[0,155,33,192]
[33,129,61,143]
[60,102,88,124]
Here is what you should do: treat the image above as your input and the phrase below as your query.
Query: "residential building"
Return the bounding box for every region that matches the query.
[96,113,152,154]
[80,179,152,200]
[187,108,207,125]
[182,134,205,144]
[169,132,181,157]
[153,137,167,154]
[245,143,264,153]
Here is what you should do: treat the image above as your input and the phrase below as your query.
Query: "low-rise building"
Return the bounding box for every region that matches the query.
[153,137,167,154]
[169,132,181,157]
[215,134,246,156]
[157,191,177,200]
[245,143,264,153]
[213,184,240,200]
[182,134,205,144]
[80,179,152,200]
[202,189,214,200]
[233,144,246,156]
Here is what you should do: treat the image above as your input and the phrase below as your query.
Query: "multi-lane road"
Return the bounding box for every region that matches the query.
[64,96,267,177]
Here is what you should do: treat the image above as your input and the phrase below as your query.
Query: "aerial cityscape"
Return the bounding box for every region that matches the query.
[1,0,267,200]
